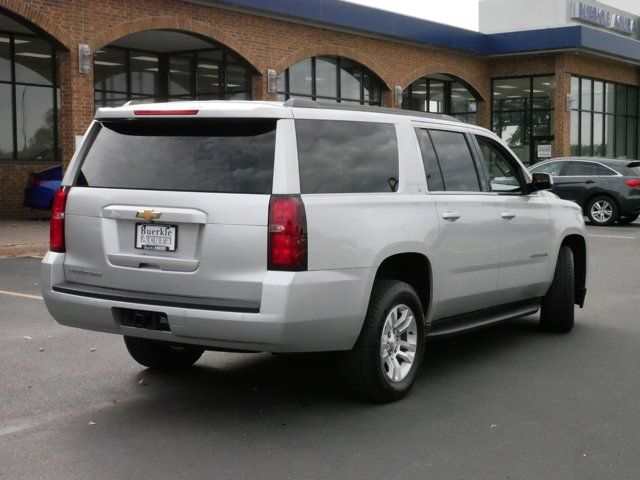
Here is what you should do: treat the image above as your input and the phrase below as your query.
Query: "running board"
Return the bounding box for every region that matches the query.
[427,299,542,338]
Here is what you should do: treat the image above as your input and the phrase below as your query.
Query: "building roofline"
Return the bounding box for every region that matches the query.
[191,0,640,64]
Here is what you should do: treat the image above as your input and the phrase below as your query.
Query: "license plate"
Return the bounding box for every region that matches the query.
[135,223,177,252]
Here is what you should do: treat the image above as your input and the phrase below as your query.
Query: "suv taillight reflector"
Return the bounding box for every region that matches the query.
[268,195,307,271]
[624,178,640,188]
[133,109,199,116]
[50,187,69,252]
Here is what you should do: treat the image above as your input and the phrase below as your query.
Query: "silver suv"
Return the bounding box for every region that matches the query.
[42,99,588,402]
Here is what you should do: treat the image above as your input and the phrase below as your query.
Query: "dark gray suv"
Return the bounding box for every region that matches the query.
[529,158,640,226]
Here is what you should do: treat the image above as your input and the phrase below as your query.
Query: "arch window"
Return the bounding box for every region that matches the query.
[402,75,478,124]
[94,31,252,107]
[277,56,382,105]
[0,17,59,162]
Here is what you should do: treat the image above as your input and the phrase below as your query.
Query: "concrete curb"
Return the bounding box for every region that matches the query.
[0,243,49,258]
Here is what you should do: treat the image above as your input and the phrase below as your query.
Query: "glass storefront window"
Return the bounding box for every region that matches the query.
[129,51,159,96]
[0,31,59,162]
[95,44,251,107]
[277,56,382,105]
[15,85,56,160]
[14,36,54,86]
[0,35,10,82]
[491,76,554,165]
[0,83,12,158]
[169,55,192,97]
[403,77,478,124]
[571,76,639,159]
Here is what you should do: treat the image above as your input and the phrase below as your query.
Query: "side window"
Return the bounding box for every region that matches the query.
[428,130,481,192]
[530,161,563,176]
[295,120,399,193]
[475,135,524,193]
[415,128,444,191]
[565,161,617,176]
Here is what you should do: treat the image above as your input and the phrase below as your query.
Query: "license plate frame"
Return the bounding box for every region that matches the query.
[134,223,178,252]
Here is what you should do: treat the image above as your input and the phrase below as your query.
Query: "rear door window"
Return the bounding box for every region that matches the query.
[415,128,445,192]
[428,130,482,192]
[565,161,617,176]
[295,120,399,194]
[76,119,277,194]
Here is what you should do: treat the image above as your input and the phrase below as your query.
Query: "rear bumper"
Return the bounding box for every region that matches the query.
[42,252,373,352]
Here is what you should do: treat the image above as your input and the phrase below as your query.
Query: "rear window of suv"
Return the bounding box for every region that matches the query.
[75,119,277,194]
[295,120,399,194]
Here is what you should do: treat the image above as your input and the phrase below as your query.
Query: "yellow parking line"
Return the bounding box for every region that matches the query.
[0,290,43,301]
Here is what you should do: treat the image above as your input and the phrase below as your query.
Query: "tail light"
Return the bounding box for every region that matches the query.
[50,187,70,252]
[624,178,640,189]
[268,195,307,271]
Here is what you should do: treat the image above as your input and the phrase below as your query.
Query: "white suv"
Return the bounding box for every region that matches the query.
[42,99,587,402]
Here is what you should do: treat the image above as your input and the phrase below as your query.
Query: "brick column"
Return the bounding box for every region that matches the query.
[476,100,491,130]
[57,49,95,170]
[554,54,572,158]
[252,72,274,101]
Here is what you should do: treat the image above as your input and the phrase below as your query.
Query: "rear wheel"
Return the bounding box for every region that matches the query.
[540,246,575,333]
[341,280,425,403]
[586,195,618,226]
[124,336,204,369]
[618,214,639,225]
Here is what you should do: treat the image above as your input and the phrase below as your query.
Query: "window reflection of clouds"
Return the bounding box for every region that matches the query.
[296,120,398,194]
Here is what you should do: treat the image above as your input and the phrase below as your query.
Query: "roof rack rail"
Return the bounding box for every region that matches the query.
[283,98,460,122]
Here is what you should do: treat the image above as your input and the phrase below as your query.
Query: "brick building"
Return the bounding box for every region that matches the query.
[1,0,639,216]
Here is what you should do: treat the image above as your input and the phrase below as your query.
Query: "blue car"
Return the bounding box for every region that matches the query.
[23,165,62,210]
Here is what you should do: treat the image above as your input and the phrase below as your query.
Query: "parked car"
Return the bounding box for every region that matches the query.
[529,157,640,226]
[23,165,62,210]
[42,100,587,402]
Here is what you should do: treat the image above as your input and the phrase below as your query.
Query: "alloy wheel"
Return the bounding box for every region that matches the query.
[590,200,613,224]
[380,304,418,383]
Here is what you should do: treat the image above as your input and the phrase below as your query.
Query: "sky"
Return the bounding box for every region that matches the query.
[342,0,640,31]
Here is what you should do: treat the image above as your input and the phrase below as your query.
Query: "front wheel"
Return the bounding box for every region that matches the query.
[540,246,575,333]
[124,336,204,369]
[341,280,425,403]
[586,196,618,226]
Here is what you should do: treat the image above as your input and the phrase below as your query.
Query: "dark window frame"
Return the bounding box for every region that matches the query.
[570,75,639,160]
[277,56,382,106]
[0,29,59,163]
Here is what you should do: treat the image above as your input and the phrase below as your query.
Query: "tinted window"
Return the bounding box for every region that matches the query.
[565,161,616,176]
[77,119,276,193]
[429,130,481,192]
[296,120,399,193]
[476,135,523,193]
[415,128,444,191]
[530,161,563,176]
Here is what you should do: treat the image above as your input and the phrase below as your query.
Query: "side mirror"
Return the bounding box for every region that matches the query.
[530,172,554,191]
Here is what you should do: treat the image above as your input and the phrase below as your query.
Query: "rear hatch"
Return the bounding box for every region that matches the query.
[62,116,278,304]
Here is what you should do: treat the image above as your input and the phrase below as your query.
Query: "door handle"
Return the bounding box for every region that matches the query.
[501,211,517,220]
[585,180,595,184]
[442,212,461,221]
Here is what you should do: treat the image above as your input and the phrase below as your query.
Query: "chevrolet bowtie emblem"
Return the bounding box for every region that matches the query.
[136,209,161,221]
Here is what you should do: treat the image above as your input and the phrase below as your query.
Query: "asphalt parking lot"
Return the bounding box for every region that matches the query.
[1,223,639,480]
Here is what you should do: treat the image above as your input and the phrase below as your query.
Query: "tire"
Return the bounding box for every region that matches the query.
[618,213,639,225]
[540,246,575,333]
[124,336,204,369]
[586,195,618,226]
[341,279,425,403]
